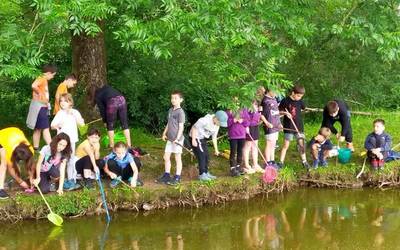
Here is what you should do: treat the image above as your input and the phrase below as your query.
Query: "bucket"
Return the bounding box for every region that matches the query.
[338,148,352,164]
[101,130,127,148]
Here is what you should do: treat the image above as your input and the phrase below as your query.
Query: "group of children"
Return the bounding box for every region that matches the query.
[0,65,398,199]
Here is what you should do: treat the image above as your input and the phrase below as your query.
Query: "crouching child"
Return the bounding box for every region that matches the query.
[104,142,141,188]
[310,127,337,168]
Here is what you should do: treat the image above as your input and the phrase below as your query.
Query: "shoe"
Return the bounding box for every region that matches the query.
[63,180,72,190]
[276,162,284,169]
[253,165,265,173]
[371,159,379,169]
[206,172,217,179]
[347,143,355,152]
[302,161,310,169]
[128,177,144,186]
[230,167,240,177]
[199,173,212,181]
[168,177,181,186]
[320,160,328,167]
[84,179,95,189]
[312,159,319,169]
[0,189,9,200]
[378,159,385,169]
[50,183,57,192]
[236,165,245,175]
[110,177,121,188]
[156,174,171,185]
[243,167,255,174]
[65,180,81,191]
[24,188,35,194]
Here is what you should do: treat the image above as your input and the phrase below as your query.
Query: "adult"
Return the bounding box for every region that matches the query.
[0,127,35,198]
[94,84,131,148]
[26,65,57,150]
[321,100,354,151]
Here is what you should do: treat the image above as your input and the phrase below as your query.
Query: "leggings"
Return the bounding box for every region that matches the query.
[106,96,129,130]
[75,156,105,178]
[229,139,245,168]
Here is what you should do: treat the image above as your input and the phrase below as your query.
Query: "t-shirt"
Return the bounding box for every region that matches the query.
[32,76,49,104]
[321,100,351,136]
[104,151,134,169]
[191,114,220,140]
[279,97,305,133]
[261,95,281,134]
[51,109,84,143]
[166,107,185,141]
[53,82,68,115]
[40,145,62,172]
[0,127,33,165]
[76,139,100,159]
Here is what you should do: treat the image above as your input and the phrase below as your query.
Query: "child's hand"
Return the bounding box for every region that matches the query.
[285,112,292,119]
[315,134,324,143]
[32,178,40,187]
[94,166,100,176]
[377,152,384,160]
[162,134,167,141]
[237,118,243,123]
[192,139,198,147]
[267,123,273,129]
[214,150,220,156]
[246,127,250,134]
[338,136,345,142]
[109,172,117,179]
[130,178,137,187]
[57,189,63,196]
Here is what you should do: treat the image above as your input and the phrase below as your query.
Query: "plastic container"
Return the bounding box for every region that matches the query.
[338,148,352,164]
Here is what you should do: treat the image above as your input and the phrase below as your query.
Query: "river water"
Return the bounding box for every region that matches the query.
[1,188,400,249]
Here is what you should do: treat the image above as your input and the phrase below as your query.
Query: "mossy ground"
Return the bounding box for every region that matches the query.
[1,111,400,222]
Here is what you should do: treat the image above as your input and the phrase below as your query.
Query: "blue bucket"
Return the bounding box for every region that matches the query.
[338,148,352,164]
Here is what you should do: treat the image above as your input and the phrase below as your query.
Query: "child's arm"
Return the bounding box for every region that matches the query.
[175,122,184,143]
[162,125,168,141]
[211,130,220,156]
[31,79,42,95]
[84,143,100,174]
[51,113,62,131]
[103,159,117,179]
[0,148,6,188]
[32,153,44,187]
[260,115,273,128]
[129,160,138,187]
[364,134,375,151]
[383,134,392,153]
[57,159,66,196]
[190,127,198,147]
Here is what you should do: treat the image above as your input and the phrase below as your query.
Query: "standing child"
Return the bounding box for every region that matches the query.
[189,111,228,181]
[104,142,140,188]
[157,91,185,185]
[243,100,264,173]
[310,127,336,168]
[26,65,57,151]
[227,109,249,176]
[53,74,77,115]
[51,93,84,190]
[75,128,105,188]
[261,87,283,165]
[364,119,400,169]
[32,133,72,195]
[278,85,309,168]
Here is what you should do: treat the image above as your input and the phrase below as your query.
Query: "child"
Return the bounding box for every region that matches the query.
[189,111,228,181]
[53,74,77,115]
[104,142,140,188]
[32,133,72,195]
[51,93,84,190]
[261,87,283,165]
[26,65,57,151]
[243,100,264,173]
[0,127,36,197]
[75,128,105,188]
[310,127,336,168]
[364,119,400,169]
[157,91,185,185]
[227,109,249,176]
[278,85,309,168]
[321,100,354,151]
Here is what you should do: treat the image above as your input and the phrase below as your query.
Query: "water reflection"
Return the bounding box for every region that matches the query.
[1,189,400,249]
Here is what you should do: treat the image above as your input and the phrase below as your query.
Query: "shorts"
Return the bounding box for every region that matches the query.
[265,132,279,141]
[165,138,184,154]
[35,107,49,129]
[284,133,305,141]
[246,126,260,141]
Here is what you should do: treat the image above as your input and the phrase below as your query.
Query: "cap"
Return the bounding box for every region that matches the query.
[215,110,228,127]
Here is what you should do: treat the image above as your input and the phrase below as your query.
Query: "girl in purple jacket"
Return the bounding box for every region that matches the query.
[227,109,249,177]
[243,100,264,174]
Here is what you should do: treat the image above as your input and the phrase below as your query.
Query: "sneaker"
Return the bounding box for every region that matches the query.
[110,177,121,188]
[230,167,240,177]
[206,172,217,179]
[168,177,181,186]
[371,159,379,169]
[312,159,319,169]
[63,180,72,190]
[320,160,328,167]
[65,181,81,191]
[50,183,57,192]
[276,162,284,169]
[302,161,310,169]
[236,165,245,175]
[84,179,95,189]
[24,188,35,194]
[156,173,171,185]
[347,142,355,152]
[378,159,385,169]
[0,189,9,200]
[199,173,212,181]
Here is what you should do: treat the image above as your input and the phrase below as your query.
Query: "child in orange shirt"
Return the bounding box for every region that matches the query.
[53,74,77,115]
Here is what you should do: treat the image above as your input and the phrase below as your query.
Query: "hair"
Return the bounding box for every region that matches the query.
[327,101,339,115]
[65,73,77,81]
[10,143,35,177]
[171,90,183,98]
[292,85,305,95]
[87,128,101,137]
[50,133,72,160]
[59,93,74,107]
[318,127,331,138]
[373,119,385,126]
[114,141,127,149]
[41,64,57,74]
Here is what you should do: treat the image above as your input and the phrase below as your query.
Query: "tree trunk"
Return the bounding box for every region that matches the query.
[72,21,107,120]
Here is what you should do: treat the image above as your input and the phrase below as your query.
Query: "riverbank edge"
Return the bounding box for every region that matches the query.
[0,164,397,223]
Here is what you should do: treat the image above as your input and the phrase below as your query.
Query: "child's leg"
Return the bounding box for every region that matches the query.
[174,153,182,176]
[123,129,131,148]
[267,139,277,162]
[236,139,245,167]
[163,151,172,174]
[297,137,307,162]
[280,138,291,163]
[229,139,238,168]
[243,141,252,168]
[107,159,123,177]
[67,143,77,181]
[192,139,207,175]
[33,129,41,149]
[38,171,51,193]
[311,144,319,160]
[42,128,51,145]
[117,97,131,148]
[108,130,115,148]
[251,140,260,167]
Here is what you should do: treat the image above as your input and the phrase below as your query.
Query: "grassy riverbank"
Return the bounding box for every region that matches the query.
[1,111,400,222]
